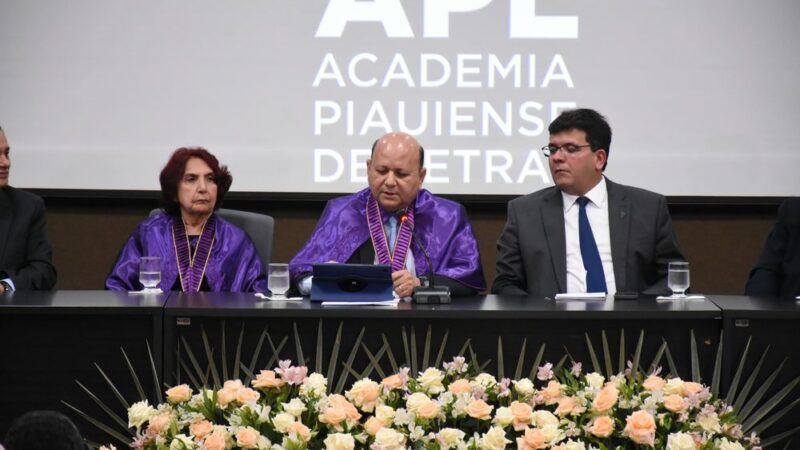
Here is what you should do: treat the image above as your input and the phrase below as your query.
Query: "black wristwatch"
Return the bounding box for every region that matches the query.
[0,280,12,294]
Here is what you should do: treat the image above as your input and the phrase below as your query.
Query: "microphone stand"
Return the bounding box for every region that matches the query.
[402,214,451,304]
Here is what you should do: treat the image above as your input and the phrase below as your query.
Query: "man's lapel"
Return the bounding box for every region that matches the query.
[0,188,12,264]
[607,179,630,290]
[542,189,567,293]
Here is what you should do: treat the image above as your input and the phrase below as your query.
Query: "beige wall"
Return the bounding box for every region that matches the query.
[46,198,776,294]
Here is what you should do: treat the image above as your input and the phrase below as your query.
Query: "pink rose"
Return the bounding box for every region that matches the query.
[681,381,703,397]
[509,401,533,430]
[236,427,260,449]
[590,415,614,438]
[253,370,286,389]
[204,431,227,450]
[189,420,214,440]
[146,413,171,435]
[663,394,686,413]
[417,401,440,420]
[448,378,472,395]
[539,380,562,404]
[624,410,656,446]
[642,375,666,392]
[516,427,547,450]
[286,422,312,442]
[592,384,619,413]
[466,399,494,420]
[165,384,192,403]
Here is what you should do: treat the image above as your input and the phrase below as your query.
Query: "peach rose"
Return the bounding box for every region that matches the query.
[329,394,362,421]
[364,416,386,436]
[147,413,171,435]
[417,400,441,420]
[204,431,227,450]
[624,410,656,446]
[589,415,614,438]
[237,387,261,404]
[554,396,578,418]
[217,388,238,408]
[252,370,285,389]
[236,426,260,449]
[165,384,192,403]
[539,380,562,404]
[448,378,472,395]
[286,422,311,442]
[510,401,533,430]
[189,420,214,440]
[320,407,347,427]
[682,382,704,397]
[381,374,403,390]
[516,427,547,450]
[642,375,666,392]
[663,394,686,413]
[346,379,380,412]
[466,399,494,420]
[592,384,619,413]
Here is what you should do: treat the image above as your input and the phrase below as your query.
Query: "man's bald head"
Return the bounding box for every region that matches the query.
[371,132,424,170]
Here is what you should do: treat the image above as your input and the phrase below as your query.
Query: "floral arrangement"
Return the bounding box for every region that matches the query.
[101,357,762,450]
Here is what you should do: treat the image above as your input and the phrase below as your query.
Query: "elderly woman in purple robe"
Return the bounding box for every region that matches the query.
[105,148,267,292]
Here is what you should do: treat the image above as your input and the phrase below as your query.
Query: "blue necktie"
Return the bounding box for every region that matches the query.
[578,197,607,293]
[387,215,398,251]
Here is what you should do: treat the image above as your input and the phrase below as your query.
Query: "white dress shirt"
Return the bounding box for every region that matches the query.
[562,177,617,294]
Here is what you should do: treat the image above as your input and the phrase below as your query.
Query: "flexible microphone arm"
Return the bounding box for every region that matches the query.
[399,212,451,304]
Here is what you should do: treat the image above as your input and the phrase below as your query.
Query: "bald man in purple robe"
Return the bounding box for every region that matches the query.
[290,132,486,297]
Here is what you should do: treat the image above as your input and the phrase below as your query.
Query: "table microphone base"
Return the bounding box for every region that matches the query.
[413,286,451,304]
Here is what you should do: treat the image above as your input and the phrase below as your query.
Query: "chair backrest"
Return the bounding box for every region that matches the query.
[149,208,274,268]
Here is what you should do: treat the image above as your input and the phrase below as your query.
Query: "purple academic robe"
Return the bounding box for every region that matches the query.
[105,213,267,292]
[290,188,486,290]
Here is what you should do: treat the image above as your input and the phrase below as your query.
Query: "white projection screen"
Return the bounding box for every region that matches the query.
[1,0,799,197]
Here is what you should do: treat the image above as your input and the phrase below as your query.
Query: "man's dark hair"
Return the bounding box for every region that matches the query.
[4,410,84,450]
[371,139,425,170]
[549,108,612,170]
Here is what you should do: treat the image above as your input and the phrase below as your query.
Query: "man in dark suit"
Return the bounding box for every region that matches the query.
[0,126,57,292]
[492,109,683,297]
[745,198,800,298]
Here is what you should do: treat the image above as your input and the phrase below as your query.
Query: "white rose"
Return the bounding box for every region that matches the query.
[282,398,307,418]
[531,410,559,429]
[127,400,157,429]
[513,378,535,397]
[406,392,431,413]
[540,423,564,446]
[324,433,355,450]
[585,373,605,390]
[480,426,510,450]
[417,368,445,394]
[698,412,722,433]
[561,439,586,450]
[374,428,406,450]
[272,413,295,433]
[664,378,685,396]
[169,434,195,450]
[437,428,466,449]
[472,373,497,389]
[492,407,513,427]
[301,373,328,398]
[666,432,696,450]
[716,438,746,450]
[375,404,396,424]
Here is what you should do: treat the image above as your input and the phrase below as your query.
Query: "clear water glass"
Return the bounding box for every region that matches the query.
[268,263,290,299]
[667,261,690,298]
[139,256,162,292]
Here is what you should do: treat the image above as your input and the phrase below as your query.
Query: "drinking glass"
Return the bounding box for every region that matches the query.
[139,256,162,293]
[667,261,690,299]
[268,263,290,299]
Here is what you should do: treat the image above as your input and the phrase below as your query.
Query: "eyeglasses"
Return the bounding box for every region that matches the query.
[541,144,592,157]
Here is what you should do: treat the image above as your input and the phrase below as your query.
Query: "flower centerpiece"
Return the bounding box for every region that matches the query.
[103,357,761,450]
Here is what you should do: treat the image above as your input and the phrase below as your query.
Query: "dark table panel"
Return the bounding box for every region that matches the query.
[164,293,722,391]
[0,290,168,442]
[710,295,800,440]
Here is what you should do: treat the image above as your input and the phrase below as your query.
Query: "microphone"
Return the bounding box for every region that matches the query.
[400,213,451,304]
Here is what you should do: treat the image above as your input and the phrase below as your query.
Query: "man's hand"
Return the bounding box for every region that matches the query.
[392,270,421,298]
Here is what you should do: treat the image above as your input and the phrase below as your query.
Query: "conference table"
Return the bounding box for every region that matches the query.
[1,291,798,443]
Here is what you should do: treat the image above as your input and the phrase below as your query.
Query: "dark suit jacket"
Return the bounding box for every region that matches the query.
[492,179,684,297]
[745,198,800,298]
[0,186,57,290]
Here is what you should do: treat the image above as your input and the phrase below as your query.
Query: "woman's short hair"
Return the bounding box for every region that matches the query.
[4,410,84,450]
[159,147,233,216]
